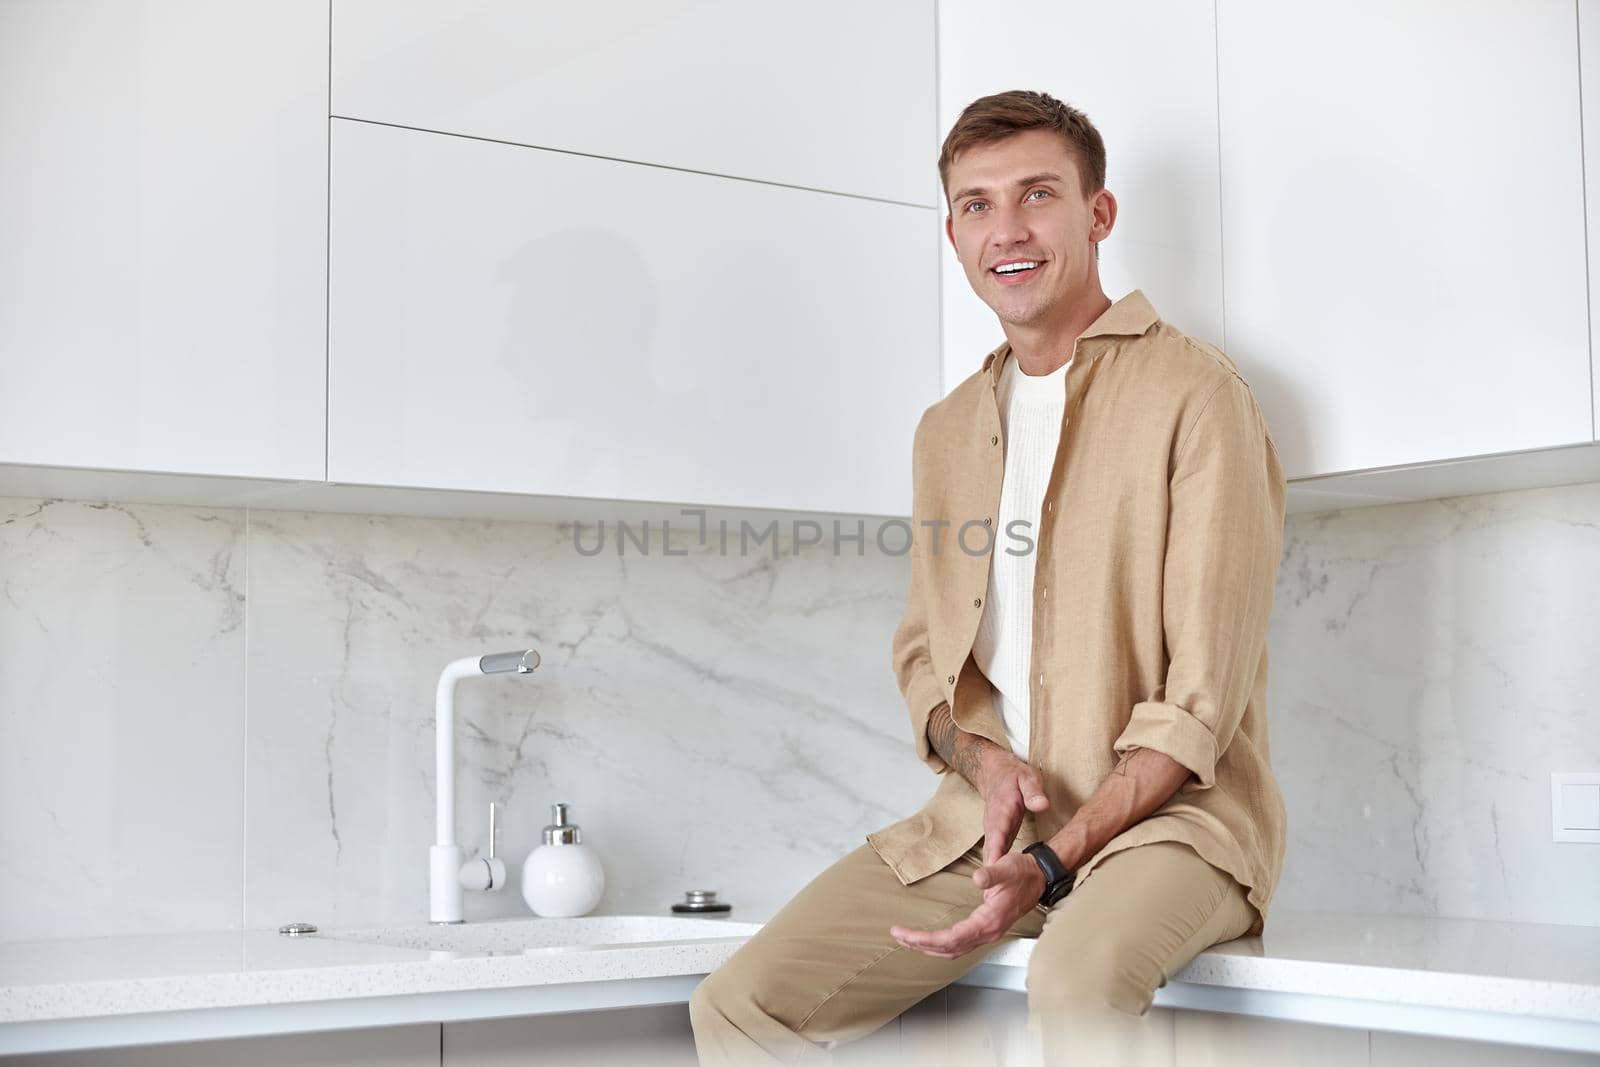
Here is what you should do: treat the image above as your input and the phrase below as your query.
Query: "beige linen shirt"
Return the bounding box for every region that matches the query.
[865,288,1288,937]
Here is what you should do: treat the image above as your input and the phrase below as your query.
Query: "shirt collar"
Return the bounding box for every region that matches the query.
[981,288,1161,386]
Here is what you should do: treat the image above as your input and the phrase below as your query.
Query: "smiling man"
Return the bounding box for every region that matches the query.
[690,90,1289,1066]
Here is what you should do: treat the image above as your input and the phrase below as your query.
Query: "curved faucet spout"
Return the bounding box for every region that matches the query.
[431,649,541,923]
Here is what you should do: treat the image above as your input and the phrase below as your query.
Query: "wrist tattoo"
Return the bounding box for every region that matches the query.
[927,700,988,786]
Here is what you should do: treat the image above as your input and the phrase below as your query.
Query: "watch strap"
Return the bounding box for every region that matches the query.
[1023,842,1075,907]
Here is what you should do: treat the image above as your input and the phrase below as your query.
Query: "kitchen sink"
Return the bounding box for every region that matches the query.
[315,914,764,956]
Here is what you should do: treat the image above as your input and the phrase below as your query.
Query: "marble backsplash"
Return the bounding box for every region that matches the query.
[2,481,1597,942]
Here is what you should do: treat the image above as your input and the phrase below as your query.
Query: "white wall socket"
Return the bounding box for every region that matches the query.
[1551,772,1600,843]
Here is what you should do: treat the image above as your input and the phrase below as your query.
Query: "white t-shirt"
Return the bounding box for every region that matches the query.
[970,349,1071,760]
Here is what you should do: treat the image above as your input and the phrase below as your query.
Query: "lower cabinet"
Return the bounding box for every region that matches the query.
[1,1023,440,1066]
[1173,1009,1600,1067]
[899,987,1600,1067]
[1,1009,697,1067]
[9,998,1592,1065]
[442,1004,697,1065]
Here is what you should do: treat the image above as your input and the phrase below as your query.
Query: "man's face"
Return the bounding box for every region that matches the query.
[943,128,1108,329]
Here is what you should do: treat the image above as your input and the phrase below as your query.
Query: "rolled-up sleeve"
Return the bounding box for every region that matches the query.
[892,413,952,776]
[893,560,950,776]
[1112,374,1286,790]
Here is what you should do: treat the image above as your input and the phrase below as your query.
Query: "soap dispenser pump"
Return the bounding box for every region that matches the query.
[521,802,605,917]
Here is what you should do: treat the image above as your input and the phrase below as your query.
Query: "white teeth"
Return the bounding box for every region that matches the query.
[993,261,1039,274]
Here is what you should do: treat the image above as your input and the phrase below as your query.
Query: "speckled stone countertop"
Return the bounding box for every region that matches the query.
[986,908,1600,1022]
[1,909,1596,1050]
[0,915,764,1024]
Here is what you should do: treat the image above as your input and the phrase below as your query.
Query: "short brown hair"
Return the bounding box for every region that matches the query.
[938,90,1106,209]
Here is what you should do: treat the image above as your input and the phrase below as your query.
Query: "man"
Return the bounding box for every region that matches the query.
[690,89,1288,1066]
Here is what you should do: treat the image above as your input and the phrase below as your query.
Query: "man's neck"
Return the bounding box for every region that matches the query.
[1003,289,1113,376]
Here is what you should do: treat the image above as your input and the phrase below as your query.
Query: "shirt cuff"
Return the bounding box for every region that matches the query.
[906,669,951,774]
[1112,699,1221,790]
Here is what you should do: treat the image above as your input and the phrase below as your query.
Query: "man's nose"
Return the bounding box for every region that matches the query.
[987,204,1031,248]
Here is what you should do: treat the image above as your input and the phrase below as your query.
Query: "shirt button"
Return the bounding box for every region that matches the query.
[990,435,999,445]
[1046,500,1052,512]
[1042,586,1048,599]
[983,516,992,526]
[973,597,982,607]
[1038,672,1045,687]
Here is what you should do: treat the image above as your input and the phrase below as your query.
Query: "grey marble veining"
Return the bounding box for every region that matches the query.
[0,498,248,939]
[239,505,928,933]
[0,496,929,940]
[2,477,1599,942]
[1267,482,1600,926]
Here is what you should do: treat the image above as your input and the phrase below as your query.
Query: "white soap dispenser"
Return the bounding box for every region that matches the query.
[521,802,605,917]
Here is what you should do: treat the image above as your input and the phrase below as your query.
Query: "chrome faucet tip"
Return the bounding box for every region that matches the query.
[478,648,541,675]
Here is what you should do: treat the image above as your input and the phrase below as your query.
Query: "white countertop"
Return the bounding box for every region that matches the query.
[2,909,1597,1056]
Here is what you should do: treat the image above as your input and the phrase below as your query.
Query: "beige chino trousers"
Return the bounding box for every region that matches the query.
[689,837,1256,1066]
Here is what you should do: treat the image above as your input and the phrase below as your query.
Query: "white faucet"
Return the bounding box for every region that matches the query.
[430,648,541,923]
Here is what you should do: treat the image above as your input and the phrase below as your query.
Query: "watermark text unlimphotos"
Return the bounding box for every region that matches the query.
[568,508,1038,558]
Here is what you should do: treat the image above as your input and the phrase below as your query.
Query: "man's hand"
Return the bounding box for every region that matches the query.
[927,702,1051,865]
[976,746,1051,867]
[889,853,1046,959]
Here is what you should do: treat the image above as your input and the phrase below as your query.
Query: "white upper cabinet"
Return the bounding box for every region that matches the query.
[1581,0,1600,443]
[0,0,328,480]
[327,119,938,516]
[331,0,937,206]
[1217,0,1592,479]
[936,0,1226,394]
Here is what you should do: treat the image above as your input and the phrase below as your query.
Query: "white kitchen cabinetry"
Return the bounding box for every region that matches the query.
[14,1004,1594,1066]
[0,1023,439,1066]
[327,118,938,517]
[1581,0,1600,443]
[1216,0,1592,480]
[331,0,936,207]
[910,990,1600,1065]
[0,0,328,481]
[442,1006,697,1065]
[0,1013,692,1066]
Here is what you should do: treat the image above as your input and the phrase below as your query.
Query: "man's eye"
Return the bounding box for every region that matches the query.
[1028,188,1050,200]
[965,201,987,214]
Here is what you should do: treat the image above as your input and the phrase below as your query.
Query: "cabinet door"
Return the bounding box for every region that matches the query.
[1582,0,1600,443]
[332,0,936,206]
[0,0,327,480]
[443,1007,697,1065]
[1217,0,1591,479]
[11,1024,440,1066]
[936,0,1225,395]
[328,119,938,516]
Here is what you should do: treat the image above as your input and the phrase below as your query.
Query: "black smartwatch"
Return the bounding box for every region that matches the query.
[1023,842,1075,908]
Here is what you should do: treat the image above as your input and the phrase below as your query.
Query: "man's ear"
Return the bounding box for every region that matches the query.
[944,212,957,253]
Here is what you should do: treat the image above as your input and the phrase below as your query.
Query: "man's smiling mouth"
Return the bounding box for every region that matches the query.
[991,259,1043,282]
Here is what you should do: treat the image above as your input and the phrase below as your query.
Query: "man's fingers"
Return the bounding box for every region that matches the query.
[983,810,1012,865]
[984,820,1015,866]
[896,911,993,956]
[1020,771,1049,811]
